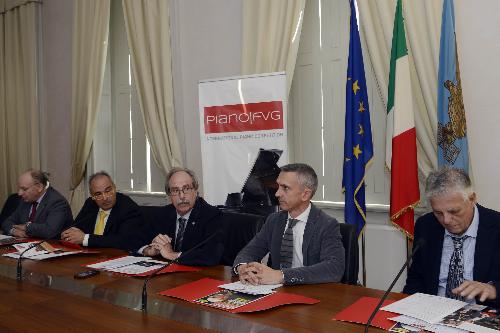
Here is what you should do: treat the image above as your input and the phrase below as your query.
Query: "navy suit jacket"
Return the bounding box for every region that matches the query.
[130,197,223,266]
[73,193,142,249]
[404,204,500,306]
[233,204,345,285]
[1,187,72,239]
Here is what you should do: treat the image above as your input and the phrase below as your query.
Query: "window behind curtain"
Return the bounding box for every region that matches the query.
[290,0,390,206]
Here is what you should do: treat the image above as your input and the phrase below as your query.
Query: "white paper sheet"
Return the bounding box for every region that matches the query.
[381,293,467,323]
[218,281,282,295]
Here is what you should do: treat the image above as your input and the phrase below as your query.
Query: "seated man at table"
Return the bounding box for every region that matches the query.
[233,163,345,285]
[403,167,500,306]
[1,169,72,238]
[129,167,223,266]
[61,171,142,250]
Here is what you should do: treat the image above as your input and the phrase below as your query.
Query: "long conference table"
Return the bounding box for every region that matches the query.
[0,245,404,333]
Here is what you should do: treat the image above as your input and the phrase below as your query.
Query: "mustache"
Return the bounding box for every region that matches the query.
[175,200,191,205]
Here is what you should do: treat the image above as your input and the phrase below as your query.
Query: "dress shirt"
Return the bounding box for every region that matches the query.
[83,208,112,246]
[438,205,479,297]
[283,203,311,268]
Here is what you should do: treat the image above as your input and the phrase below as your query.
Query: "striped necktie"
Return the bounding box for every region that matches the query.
[94,211,108,235]
[280,218,299,269]
[174,217,187,252]
[445,235,469,300]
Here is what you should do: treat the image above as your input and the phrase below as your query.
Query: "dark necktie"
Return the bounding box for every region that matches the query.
[445,235,469,300]
[280,218,299,269]
[174,217,187,252]
[28,202,38,222]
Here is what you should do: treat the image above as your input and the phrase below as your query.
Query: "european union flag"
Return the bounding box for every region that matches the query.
[342,0,373,237]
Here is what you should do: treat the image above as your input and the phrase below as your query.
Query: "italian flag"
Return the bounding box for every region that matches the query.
[386,0,420,237]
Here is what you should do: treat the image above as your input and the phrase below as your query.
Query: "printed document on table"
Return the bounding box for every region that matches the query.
[390,314,469,333]
[381,293,467,323]
[218,281,282,295]
[87,256,167,274]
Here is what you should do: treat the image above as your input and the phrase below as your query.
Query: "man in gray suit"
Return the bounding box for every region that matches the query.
[233,163,345,285]
[1,169,72,239]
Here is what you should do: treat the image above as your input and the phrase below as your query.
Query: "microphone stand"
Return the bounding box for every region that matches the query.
[16,240,47,281]
[363,239,424,333]
[16,225,76,281]
[141,231,220,313]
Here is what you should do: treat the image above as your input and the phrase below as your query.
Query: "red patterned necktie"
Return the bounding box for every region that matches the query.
[29,202,38,222]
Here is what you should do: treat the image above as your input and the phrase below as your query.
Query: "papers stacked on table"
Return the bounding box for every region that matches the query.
[3,241,83,260]
[382,293,500,333]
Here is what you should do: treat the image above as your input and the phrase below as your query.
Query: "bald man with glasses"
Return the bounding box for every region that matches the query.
[61,171,142,250]
[129,167,224,266]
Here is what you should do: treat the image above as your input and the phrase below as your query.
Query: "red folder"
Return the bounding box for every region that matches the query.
[160,278,319,313]
[332,296,398,330]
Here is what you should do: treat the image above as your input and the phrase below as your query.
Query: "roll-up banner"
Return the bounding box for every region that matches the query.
[199,72,288,205]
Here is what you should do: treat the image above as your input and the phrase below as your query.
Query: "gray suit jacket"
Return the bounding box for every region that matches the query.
[233,204,345,285]
[1,187,73,239]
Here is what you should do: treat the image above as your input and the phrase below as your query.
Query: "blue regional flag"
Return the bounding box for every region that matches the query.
[437,0,469,171]
[342,0,373,237]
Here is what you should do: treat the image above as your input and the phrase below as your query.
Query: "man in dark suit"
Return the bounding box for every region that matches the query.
[233,163,345,285]
[131,167,223,266]
[1,169,72,238]
[404,167,500,306]
[61,171,142,250]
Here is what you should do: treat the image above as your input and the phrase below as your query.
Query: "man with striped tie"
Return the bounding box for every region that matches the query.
[61,171,142,250]
[404,167,500,306]
[233,163,345,285]
[134,167,223,266]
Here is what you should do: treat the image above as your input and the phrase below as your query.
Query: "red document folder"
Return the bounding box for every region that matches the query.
[332,296,398,330]
[160,278,319,313]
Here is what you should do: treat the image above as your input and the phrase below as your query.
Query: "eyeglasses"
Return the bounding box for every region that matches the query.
[91,187,115,201]
[168,185,195,196]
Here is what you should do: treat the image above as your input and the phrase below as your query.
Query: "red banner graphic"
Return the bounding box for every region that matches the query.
[204,101,283,134]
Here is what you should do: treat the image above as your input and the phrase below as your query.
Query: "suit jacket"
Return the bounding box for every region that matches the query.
[130,197,223,266]
[1,187,72,239]
[0,194,20,226]
[403,204,500,306]
[73,193,142,250]
[233,204,345,285]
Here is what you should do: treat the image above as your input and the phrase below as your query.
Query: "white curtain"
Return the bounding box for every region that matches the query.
[241,0,306,94]
[0,0,41,204]
[358,0,442,177]
[70,0,110,212]
[122,0,183,175]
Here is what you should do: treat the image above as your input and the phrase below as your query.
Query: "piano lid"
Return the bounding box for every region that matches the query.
[240,148,282,207]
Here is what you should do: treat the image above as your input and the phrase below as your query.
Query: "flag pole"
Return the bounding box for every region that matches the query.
[361,232,367,286]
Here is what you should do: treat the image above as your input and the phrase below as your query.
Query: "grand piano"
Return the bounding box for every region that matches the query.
[222,148,282,217]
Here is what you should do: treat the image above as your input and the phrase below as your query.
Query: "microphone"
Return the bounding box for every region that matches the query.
[141,230,221,313]
[363,238,425,333]
[17,225,75,281]
[16,239,48,281]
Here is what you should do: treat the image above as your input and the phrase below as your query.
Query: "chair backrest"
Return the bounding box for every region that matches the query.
[339,223,359,285]
[0,193,21,225]
[220,211,265,266]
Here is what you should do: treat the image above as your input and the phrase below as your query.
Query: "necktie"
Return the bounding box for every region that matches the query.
[28,202,38,222]
[280,218,299,269]
[174,217,187,252]
[445,235,469,300]
[94,211,108,235]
